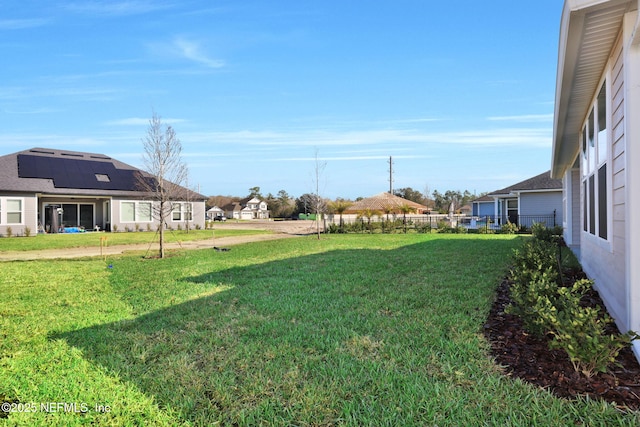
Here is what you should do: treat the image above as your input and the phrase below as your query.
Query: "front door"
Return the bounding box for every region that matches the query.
[506,199,518,225]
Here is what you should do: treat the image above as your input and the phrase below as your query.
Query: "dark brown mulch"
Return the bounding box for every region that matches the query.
[484,277,640,411]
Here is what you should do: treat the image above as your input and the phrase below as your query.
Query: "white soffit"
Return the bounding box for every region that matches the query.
[552,0,634,177]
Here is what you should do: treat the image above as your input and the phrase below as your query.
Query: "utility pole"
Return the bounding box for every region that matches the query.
[388,156,394,194]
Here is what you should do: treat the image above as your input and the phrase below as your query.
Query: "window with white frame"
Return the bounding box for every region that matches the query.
[121,201,153,222]
[171,202,193,221]
[6,198,23,224]
[582,81,608,240]
[137,202,152,222]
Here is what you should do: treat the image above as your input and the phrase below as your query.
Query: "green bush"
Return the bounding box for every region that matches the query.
[506,265,561,336]
[327,223,340,234]
[547,279,640,377]
[506,230,639,376]
[415,222,432,234]
[500,221,518,234]
[531,222,563,242]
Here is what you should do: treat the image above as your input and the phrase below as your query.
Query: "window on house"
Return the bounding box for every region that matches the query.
[7,199,23,224]
[172,203,181,221]
[587,109,595,173]
[582,81,608,240]
[121,202,136,222]
[122,201,152,222]
[583,181,588,232]
[137,202,152,222]
[171,202,193,221]
[95,174,111,182]
[597,85,607,163]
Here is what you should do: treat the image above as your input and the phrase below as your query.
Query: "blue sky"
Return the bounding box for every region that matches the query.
[1,1,563,200]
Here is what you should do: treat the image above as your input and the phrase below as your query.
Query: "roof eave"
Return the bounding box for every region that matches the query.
[552,0,634,178]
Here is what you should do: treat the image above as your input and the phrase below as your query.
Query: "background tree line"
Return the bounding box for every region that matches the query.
[207,186,486,218]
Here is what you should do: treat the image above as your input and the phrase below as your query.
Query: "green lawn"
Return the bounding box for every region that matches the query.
[1,234,638,426]
[0,228,268,252]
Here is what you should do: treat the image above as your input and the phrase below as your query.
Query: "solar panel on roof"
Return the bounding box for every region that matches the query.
[16,154,145,191]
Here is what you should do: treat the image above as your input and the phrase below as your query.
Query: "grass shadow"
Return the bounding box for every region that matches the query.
[52,237,523,425]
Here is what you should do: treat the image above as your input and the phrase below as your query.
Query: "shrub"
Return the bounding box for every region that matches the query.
[112,224,118,232]
[507,230,639,376]
[500,221,518,234]
[507,265,561,336]
[478,227,495,234]
[135,223,141,232]
[147,223,152,232]
[531,222,563,243]
[24,226,31,237]
[327,223,340,234]
[415,222,432,234]
[547,279,640,377]
[6,227,12,238]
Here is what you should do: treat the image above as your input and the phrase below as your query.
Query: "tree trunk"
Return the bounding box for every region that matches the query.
[159,221,165,258]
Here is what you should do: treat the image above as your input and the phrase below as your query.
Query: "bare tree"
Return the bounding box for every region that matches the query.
[313,150,327,239]
[137,112,189,258]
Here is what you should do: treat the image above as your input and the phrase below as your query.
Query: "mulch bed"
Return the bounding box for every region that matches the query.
[484,277,640,411]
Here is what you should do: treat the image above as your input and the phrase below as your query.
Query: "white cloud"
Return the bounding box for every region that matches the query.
[63,1,174,16]
[181,126,551,149]
[105,117,187,126]
[269,154,431,162]
[486,114,553,123]
[0,18,49,30]
[172,37,225,69]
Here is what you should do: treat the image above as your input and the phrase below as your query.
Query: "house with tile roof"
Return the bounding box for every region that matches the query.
[0,147,206,236]
[344,192,430,215]
[551,0,640,360]
[475,171,563,228]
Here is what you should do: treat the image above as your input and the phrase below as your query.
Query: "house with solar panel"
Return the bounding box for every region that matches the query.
[0,147,206,236]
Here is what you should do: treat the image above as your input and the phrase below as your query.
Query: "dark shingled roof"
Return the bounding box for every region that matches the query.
[0,147,206,200]
[488,171,562,196]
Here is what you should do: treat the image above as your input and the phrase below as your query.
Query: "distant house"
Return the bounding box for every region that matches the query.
[551,0,640,359]
[206,206,225,220]
[0,147,206,235]
[457,204,472,216]
[344,192,430,215]
[480,171,563,228]
[222,197,269,220]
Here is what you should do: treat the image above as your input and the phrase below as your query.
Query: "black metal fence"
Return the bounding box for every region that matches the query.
[324,211,557,233]
[466,212,557,230]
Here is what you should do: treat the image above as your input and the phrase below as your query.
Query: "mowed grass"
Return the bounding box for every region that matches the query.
[1,234,638,426]
[0,228,268,251]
